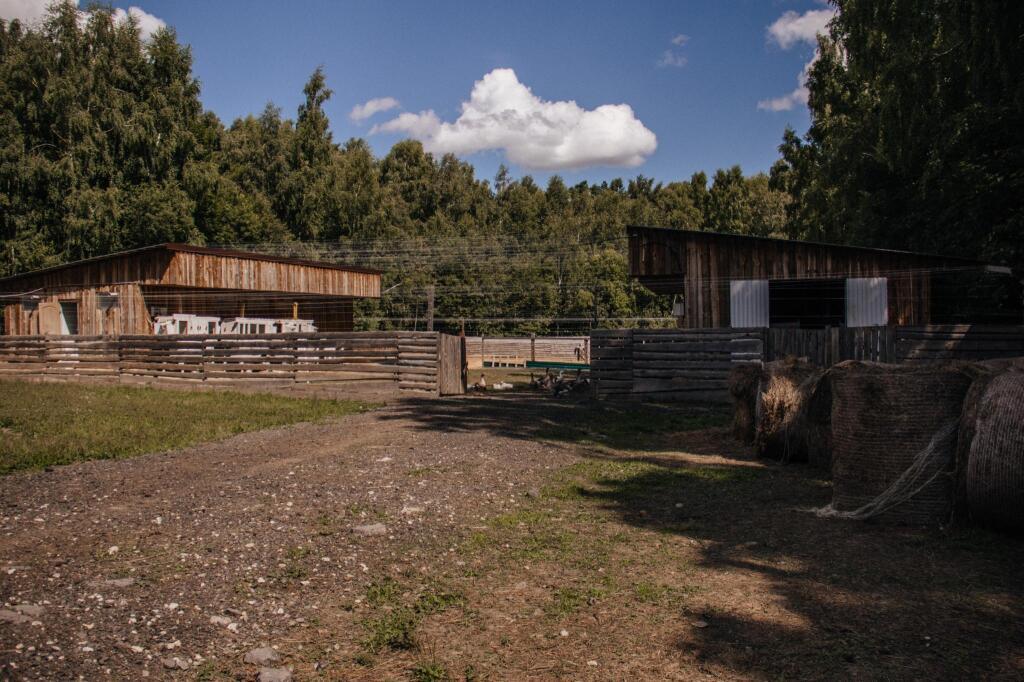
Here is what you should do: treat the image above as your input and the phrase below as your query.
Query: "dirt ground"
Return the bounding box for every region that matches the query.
[1,392,1022,681]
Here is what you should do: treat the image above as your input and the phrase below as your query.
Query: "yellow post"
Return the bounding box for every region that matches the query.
[292,302,298,319]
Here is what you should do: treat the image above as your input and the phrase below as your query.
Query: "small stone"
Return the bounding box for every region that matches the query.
[352,523,387,536]
[0,609,32,624]
[259,668,293,682]
[691,620,709,629]
[209,615,232,627]
[12,604,44,618]
[162,656,189,670]
[587,660,599,667]
[244,647,281,665]
[400,506,425,515]
[107,546,119,555]
[105,577,136,588]
[559,629,569,637]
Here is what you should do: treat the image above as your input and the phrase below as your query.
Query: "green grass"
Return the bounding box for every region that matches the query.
[0,380,377,474]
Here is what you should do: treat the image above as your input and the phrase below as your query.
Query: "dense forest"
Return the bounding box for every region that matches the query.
[1,1,1021,333]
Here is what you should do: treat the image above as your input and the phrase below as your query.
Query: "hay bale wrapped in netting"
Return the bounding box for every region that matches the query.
[728,363,762,444]
[960,367,1024,531]
[953,359,1024,520]
[754,358,827,465]
[822,361,976,525]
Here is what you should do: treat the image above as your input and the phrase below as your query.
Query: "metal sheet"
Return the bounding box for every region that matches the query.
[730,280,769,328]
[846,277,888,327]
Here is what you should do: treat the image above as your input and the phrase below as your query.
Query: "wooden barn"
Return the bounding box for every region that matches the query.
[0,243,380,335]
[628,226,1020,329]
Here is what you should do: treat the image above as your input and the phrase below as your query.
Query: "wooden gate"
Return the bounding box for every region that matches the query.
[437,333,467,395]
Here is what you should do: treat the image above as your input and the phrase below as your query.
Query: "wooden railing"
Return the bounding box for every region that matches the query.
[464,335,589,368]
[0,332,465,395]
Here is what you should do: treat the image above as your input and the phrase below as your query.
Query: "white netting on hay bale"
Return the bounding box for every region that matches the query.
[821,361,976,525]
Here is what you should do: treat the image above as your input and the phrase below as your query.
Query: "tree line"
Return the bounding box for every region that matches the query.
[1,1,1020,334]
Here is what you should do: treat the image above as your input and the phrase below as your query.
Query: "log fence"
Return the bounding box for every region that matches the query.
[592,325,1024,402]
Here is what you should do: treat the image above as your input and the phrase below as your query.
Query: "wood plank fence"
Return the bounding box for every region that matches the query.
[0,332,468,396]
[592,325,1024,402]
[465,336,588,368]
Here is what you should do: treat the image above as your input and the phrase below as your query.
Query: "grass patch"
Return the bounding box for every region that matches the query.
[546,585,607,617]
[360,579,466,654]
[409,661,451,682]
[363,608,419,653]
[0,381,376,474]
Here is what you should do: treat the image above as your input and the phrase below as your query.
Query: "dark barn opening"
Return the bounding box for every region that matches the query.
[769,278,845,328]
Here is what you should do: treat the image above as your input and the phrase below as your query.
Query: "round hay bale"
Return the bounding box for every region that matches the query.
[964,371,1024,531]
[803,372,833,471]
[829,361,976,525]
[728,363,762,444]
[755,358,825,464]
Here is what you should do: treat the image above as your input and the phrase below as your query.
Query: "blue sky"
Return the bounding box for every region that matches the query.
[8,0,833,186]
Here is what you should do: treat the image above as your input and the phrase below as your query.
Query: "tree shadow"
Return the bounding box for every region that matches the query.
[381,393,1024,678]
[382,393,743,460]
[574,461,1024,679]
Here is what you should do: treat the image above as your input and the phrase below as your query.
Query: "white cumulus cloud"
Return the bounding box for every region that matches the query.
[370,68,657,171]
[758,7,836,112]
[350,96,400,122]
[766,9,835,50]
[0,0,165,41]
[113,6,165,41]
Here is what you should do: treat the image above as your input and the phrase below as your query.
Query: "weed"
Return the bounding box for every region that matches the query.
[410,660,450,681]
[362,607,418,653]
[366,577,403,607]
[632,581,672,604]
[415,584,465,615]
[546,585,606,616]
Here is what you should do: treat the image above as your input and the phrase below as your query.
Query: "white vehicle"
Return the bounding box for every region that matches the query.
[277,319,317,333]
[219,317,278,335]
[153,314,221,335]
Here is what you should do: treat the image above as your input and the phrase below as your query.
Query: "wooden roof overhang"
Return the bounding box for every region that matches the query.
[0,243,381,298]
[627,226,1001,295]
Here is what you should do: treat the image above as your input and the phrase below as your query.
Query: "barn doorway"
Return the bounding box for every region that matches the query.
[768,278,845,328]
[58,301,79,335]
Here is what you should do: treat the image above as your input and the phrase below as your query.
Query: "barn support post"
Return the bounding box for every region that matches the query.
[425,285,435,332]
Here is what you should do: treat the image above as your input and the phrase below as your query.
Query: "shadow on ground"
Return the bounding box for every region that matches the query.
[385,393,1024,680]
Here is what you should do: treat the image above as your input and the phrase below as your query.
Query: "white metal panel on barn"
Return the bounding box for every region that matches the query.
[846,277,888,327]
[730,280,769,327]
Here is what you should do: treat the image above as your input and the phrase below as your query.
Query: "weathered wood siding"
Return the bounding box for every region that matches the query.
[0,332,447,394]
[1,245,378,335]
[628,228,979,328]
[3,284,149,336]
[162,251,379,297]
